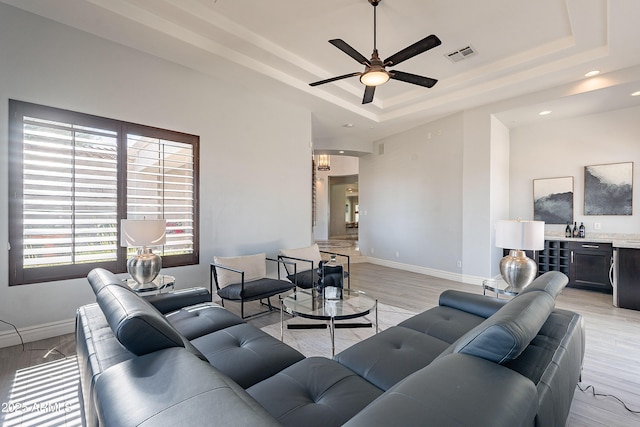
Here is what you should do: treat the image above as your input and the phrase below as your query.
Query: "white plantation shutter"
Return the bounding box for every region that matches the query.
[9,100,199,285]
[21,117,119,268]
[126,134,195,257]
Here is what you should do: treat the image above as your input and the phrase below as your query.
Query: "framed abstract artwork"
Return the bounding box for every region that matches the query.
[533,176,574,224]
[584,162,633,215]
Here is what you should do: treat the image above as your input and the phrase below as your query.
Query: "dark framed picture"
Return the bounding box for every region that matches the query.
[533,176,574,224]
[584,162,633,215]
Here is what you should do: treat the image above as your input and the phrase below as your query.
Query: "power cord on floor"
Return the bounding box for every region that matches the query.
[577,382,640,414]
[0,318,68,358]
[1,318,25,351]
[40,348,68,358]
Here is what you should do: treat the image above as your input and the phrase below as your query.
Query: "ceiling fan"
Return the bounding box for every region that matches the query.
[309,0,441,104]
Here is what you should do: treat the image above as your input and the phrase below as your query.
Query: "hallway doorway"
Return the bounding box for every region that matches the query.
[312,154,359,244]
[328,174,358,240]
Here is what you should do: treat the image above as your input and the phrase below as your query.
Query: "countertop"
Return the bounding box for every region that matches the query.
[611,240,640,249]
[544,234,640,249]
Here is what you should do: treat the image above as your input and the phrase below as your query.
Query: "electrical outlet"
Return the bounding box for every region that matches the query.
[594,222,601,230]
[457,260,462,268]
[370,247,374,254]
[395,251,400,258]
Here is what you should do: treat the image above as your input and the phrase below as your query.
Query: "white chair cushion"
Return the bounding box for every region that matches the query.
[279,244,322,273]
[214,253,266,288]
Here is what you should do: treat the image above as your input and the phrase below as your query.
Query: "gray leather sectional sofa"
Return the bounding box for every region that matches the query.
[76,268,584,427]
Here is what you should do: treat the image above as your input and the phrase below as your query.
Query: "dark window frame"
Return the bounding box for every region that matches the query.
[8,100,200,286]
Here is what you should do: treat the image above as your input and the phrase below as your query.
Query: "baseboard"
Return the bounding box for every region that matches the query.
[0,318,76,349]
[364,257,486,286]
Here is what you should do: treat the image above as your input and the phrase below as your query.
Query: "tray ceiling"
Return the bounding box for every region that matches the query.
[3,0,640,151]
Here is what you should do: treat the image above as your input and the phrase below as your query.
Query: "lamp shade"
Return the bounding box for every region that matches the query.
[120,219,166,247]
[495,220,545,251]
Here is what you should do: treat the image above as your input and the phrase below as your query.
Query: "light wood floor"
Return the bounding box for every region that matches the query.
[1,262,639,426]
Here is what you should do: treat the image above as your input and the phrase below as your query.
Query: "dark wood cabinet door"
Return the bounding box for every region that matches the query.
[617,248,640,310]
[569,242,613,293]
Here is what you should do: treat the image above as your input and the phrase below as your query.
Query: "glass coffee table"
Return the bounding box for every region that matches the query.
[281,288,378,356]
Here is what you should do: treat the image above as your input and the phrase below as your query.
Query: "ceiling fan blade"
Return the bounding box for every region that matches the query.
[362,86,375,104]
[309,72,361,87]
[384,34,442,67]
[390,70,438,88]
[329,39,371,65]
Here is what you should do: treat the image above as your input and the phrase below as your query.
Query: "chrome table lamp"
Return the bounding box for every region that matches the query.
[120,219,166,287]
[495,219,545,291]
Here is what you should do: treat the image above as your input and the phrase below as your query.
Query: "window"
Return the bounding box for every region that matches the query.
[8,100,199,285]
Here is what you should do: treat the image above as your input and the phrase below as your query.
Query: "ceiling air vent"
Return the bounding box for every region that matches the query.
[446,45,477,63]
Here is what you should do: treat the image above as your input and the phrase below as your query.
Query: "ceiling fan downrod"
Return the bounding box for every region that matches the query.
[360,0,389,87]
[370,0,380,51]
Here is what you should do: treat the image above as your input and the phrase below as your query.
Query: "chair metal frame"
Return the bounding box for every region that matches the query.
[210,257,296,319]
[278,250,351,290]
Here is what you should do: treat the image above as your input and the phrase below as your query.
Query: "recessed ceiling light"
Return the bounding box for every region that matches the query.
[631,91,640,97]
[539,110,552,116]
[343,123,354,128]
[584,70,600,77]
[339,150,345,154]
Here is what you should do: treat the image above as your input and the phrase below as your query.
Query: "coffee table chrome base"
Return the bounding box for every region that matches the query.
[281,289,378,357]
[286,322,372,329]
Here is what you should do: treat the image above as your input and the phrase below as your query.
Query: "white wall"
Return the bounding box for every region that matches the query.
[359,113,464,279]
[0,4,312,345]
[359,101,640,285]
[489,116,511,276]
[460,109,494,281]
[359,103,640,284]
[509,105,640,236]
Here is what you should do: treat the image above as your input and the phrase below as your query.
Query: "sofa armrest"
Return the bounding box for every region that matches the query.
[439,289,508,318]
[143,287,211,314]
[344,353,537,427]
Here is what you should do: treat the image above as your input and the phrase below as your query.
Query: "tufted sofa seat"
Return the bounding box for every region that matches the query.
[77,268,304,427]
[77,269,584,427]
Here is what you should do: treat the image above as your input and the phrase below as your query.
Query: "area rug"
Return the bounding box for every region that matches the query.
[260,302,416,358]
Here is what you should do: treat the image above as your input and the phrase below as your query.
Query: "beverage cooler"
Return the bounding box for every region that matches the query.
[613,244,640,311]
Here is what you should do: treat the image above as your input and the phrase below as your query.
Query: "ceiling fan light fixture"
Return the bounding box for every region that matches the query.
[360,69,389,86]
[309,0,440,104]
